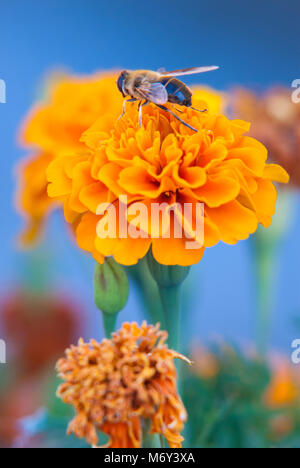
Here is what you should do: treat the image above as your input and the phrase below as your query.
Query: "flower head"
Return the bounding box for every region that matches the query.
[56,322,190,448]
[264,358,300,408]
[232,87,300,186]
[190,346,220,379]
[16,72,123,245]
[48,92,289,266]
[1,289,78,376]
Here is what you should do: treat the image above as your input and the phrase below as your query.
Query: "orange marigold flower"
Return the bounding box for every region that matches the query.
[56,322,190,448]
[16,71,123,245]
[47,93,289,266]
[264,359,300,408]
[190,346,220,380]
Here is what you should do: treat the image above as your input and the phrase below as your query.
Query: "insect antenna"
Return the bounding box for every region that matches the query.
[190,106,208,113]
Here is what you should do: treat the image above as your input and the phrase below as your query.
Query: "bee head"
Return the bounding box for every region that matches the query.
[116,70,129,97]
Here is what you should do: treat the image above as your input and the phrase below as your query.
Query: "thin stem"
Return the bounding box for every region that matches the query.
[102,313,117,339]
[142,420,161,448]
[255,248,275,356]
[158,285,181,351]
[127,258,165,327]
[251,190,296,356]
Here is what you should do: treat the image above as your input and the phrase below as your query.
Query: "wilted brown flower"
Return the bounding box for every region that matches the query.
[56,322,190,448]
[232,87,300,186]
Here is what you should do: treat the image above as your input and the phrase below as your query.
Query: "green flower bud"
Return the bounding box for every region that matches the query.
[94,258,129,316]
[147,249,190,288]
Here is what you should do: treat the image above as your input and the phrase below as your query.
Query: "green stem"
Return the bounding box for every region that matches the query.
[158,284,183,390]
[158,285,181,351]
[127,257,165,327]
[102,313,117,339]
[142,420,161,448]
[254,248,275,356]
[251,190,296,356]
[146,250,189,388]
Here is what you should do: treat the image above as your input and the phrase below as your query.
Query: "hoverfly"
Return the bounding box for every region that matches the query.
[116,66,219,132]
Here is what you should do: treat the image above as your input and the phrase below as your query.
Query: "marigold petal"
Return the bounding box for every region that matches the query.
[263,164,290,183]
[204,215,221,247]
[47,156,74,198]
[16,152,56,246]
[98,162,124,197]
[251,178,278,227]
[81,114,115,150]
[193,173,240,207]
[76,212,98,252]
[79,182,108,213]
[206,200,258,244]
[227,137,268,175]
[69,161,94,213]
[173,166,207,189]
[199,142,228,168]
[95,236,151,266]
[119,167,176,199]
[118,166,159,196]
[100,420,141,448]
[152,237,205,266]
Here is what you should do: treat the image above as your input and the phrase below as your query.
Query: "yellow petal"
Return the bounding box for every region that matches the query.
[263,164,290,183]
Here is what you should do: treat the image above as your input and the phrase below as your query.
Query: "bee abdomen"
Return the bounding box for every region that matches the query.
[159,77,192,107]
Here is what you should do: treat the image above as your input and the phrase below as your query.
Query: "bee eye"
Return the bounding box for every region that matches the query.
[117,74,124,93]
[117,71,128,96]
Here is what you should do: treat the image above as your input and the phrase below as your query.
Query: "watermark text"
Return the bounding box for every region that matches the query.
[96,196,204,250]
[0,79,6,103]
[291,339,300,364]
[0,339,6,364]
[291,79,300,104]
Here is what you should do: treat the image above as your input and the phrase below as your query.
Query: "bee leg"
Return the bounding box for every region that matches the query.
[156,104,198,132]
[138,100,148,127]
[118,98,136,120]
[138,101,143,127]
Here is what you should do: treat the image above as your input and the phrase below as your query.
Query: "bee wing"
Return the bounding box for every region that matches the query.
[138,82,168,105]
[160,66,219,78]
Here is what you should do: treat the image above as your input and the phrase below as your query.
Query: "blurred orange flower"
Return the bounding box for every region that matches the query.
[1,289,78,376]
[264,359,300,408]
[56,322,190,448]
[47,95,289,266]
[264,358,300,441]
[16,71,123,245]
[232,87,300,187]
[190,346,220,379]
[0,289,79,447]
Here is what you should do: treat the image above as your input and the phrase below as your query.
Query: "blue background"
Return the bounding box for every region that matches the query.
[0,0,300,353]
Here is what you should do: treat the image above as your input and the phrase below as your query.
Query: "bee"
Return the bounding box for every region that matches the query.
[116,66,219,132]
